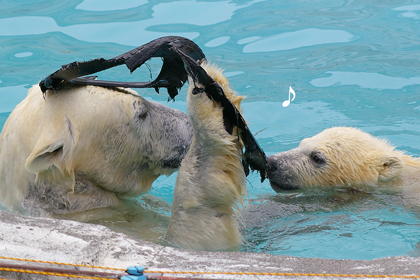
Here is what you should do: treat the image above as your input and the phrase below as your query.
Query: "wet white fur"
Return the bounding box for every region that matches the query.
[0,85,192,215]
[166,63,247,251]
[267,127,420,203]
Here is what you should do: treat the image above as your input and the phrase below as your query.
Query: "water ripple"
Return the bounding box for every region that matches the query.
[242,28,356,53]
[205,36,230,47]
[0,15,199,46]
[311,71,420,90]
[0,1,265,46]
[76,0,148,11]
[393,4,420,19]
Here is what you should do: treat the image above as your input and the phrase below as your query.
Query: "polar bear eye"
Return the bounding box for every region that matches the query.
[310,152,326,165]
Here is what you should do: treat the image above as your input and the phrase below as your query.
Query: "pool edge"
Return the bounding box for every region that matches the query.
[0,210,418,279]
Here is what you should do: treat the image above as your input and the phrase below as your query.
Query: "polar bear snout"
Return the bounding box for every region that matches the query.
[266,154,300,192]
[157,144,190,169]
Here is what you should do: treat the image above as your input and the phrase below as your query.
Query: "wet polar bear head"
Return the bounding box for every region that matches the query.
[267,127,420,193]
[0,85,193,215]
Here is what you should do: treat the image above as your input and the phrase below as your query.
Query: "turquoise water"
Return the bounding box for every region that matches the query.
[1,0,420,260]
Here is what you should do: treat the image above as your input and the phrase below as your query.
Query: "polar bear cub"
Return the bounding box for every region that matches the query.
[166,61,248,251]
[266,127,420,201]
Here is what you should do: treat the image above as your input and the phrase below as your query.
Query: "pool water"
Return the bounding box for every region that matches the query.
[1,0,420,260]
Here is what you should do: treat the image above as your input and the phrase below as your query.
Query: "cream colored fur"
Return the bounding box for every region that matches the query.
[166,63,247,251]
[0,85,192,215]
[267,127,420,201]
[0,63,248,250]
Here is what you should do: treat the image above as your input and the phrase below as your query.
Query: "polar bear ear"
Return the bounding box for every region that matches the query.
[25,140,65,173]
[25,117,77,175]
[378,156,404,181]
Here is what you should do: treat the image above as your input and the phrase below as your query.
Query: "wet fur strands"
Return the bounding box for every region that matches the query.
[0,37,268,251]
[267,127,420,204]
[0,85,192,216]
[166,63,247,251]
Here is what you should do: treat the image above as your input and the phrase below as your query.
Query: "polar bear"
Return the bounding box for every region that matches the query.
[1,35,269,250]
[0,85,193,216]
[0,59,265,251]
[266,127,420,200]
[165,56,253,251]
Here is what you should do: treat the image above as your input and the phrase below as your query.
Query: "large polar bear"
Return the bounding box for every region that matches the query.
[266,127,420,201]
[0,85,193,216]
[0,39,267,250]
[0,36,204,217]
[0,37,268,250]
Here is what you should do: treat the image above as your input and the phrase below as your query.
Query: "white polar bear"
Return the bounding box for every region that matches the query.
[1,37,268,250]
[0,85,193,216]
[266,127,420,203]
[166,58,249,251]
[0,60,265,251]
[0,36,206,217]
